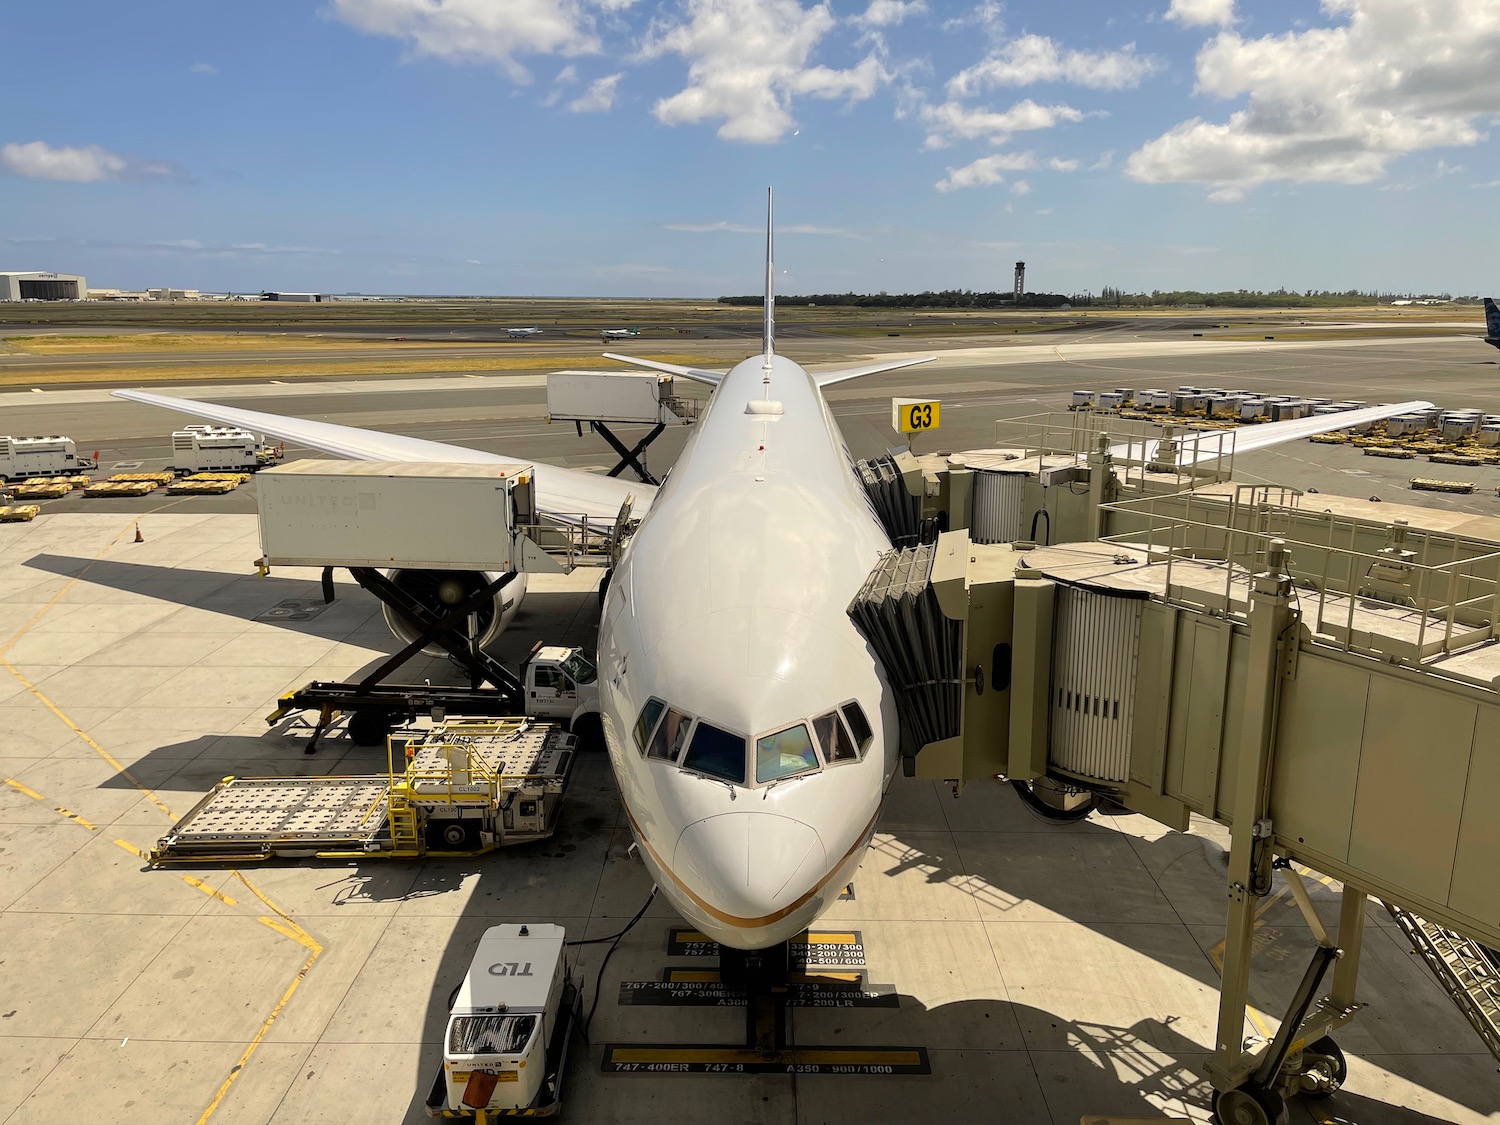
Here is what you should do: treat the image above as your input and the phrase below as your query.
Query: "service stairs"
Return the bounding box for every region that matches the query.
[1384,901,1500,1065]
[856,455,923,548]
[847,544,963,760]
[388,788,420,850]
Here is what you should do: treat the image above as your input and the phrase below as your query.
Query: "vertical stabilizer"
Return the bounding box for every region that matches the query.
[1483,297,1500,349]
[763,188,775,362]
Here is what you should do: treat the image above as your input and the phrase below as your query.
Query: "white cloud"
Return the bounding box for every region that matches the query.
[1474,178,1500,188]
[932,147,1082,192]
[935,151,1034,192]
[642,0,886,143]
[854,0,925,28]
[466,258,482,263]
[941,0,1003,38]
[1434,158,1463,177]
[921,97,1084,149]
[330,0,614,82]
[569,72,622,111]
[947,35,1158,95]
[1165,0,1236,28]
[190,62,217,75]
[1127,1,1500,196]
[1035,207,1053,215]
[0,140,183,183]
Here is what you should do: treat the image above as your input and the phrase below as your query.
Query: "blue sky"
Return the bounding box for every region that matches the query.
[2,0,1497,297]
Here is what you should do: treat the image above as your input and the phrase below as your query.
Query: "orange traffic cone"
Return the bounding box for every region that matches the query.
[133,522,143,543]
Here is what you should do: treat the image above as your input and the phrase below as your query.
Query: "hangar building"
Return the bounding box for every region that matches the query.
[0,271,87,301]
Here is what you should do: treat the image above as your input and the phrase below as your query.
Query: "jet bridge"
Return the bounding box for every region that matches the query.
[849,485,1500,1124]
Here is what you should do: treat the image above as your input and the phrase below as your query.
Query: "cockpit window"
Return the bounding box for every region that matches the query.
[813,711,859,764]
[648,707,692,762]
[841,702,874,755]
[560,651,597,685]
[756,723,820,783]
[634,698,666,753]
[681,722,746,784]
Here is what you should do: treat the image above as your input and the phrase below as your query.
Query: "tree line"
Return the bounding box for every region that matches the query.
[718,288,1480,310]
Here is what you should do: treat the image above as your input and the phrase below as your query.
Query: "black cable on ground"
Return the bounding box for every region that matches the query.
[575,885,657,1044]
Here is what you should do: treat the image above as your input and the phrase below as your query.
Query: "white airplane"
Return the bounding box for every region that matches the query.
[111,192,1434,952]
[505,326,544,338]
[600,327,641,342]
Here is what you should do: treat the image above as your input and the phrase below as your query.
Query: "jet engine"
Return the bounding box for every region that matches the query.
[380,569,528,656]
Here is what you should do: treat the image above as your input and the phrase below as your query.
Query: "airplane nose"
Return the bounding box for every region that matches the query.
[674,813,827,922]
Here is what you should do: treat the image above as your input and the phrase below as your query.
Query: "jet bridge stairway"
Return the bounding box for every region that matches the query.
[849,501,1500,1124]
[1382,902,1500,1063]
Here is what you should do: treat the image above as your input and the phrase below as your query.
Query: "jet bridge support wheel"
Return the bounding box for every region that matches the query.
[1010,778,1097,822]
[1297,1036,1347,1098]
[1213,1083,1288,1125]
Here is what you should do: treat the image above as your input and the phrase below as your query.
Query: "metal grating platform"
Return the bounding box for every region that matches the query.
[161,776,391,844]
[408,723,571,780]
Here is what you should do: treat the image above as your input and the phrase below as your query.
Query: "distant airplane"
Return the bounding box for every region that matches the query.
[1483,297,1500,350]
[506,327,544,339]
[600,327,641,342]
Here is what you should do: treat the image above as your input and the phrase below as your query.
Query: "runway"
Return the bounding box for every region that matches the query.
[3,329,1497,517]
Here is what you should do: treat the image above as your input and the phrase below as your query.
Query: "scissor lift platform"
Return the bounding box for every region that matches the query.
[151,718,576,864]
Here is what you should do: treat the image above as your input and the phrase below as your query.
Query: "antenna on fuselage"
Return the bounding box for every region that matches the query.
[762,187,775,392]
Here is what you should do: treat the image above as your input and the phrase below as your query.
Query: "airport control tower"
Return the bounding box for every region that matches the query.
[1013,261,1025,301]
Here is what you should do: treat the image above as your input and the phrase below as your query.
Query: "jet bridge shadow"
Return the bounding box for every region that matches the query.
[863,795,1500,1122]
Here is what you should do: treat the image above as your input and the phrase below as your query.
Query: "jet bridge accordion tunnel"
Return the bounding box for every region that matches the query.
[849,515,1500,1116]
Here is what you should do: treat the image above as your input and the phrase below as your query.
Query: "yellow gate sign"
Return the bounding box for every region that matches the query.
[892,398,941,434]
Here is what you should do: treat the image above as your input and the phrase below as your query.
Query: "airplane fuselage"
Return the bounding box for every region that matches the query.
[596,353,899,949]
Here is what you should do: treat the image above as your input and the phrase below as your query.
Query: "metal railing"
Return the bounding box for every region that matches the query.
[661,394,700,423]
[990,411,1238,491]
[1099,487,1500,673]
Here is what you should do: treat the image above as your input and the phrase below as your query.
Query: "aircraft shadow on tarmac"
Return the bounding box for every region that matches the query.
[22,551,586,654]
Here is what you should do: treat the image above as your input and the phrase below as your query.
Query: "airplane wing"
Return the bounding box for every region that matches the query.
[110,388,654,524]
[813,355,937,388]
[601,352,726,387]
[1117,399,1436,467]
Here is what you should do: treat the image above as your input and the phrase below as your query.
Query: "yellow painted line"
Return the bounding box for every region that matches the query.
[794,932,858,945]
[181,876,238,907]
[0,519,325,1125]
[194,943,320,1125]
[5,779,98,830]
[233,872,316,947]
[0,519,137,657]
[4,777,45,801]
[2,659,177,821]
[53,805,98,831]
[115,839,150,861]
[1208,885,1291,971]
[796,971,863,984]
[256,915,319,950]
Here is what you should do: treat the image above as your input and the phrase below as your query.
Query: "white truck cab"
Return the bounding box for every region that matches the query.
[442,923,571,1114]
[521,645,601,730]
